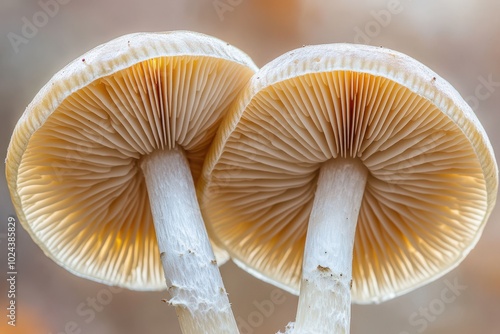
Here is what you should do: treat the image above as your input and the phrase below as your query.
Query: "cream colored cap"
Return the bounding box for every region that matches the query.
[6,31,257,290]
[200,44,498,303]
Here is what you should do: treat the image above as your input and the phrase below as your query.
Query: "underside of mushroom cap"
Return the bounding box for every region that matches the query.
[200,44,498,303]
[6,31,257,290]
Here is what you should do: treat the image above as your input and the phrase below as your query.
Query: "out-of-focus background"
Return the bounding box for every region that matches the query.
[0,1,499,333]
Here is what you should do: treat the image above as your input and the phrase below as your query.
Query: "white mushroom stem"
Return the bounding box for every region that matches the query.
[141,148,239,334]
[294,158,368,334]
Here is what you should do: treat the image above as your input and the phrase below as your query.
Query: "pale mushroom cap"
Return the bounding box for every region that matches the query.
[200,44,498,303]
[6,31,257,290]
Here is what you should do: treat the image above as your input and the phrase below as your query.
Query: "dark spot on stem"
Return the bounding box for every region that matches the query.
[317,265,331,272]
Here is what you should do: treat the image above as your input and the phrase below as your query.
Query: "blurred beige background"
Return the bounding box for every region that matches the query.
[1,1,499,333]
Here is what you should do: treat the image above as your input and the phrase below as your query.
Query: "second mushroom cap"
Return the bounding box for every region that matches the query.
[199,43,498,303]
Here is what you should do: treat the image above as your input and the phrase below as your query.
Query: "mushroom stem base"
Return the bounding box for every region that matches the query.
[294,158,368,334]
[141,148,238,334]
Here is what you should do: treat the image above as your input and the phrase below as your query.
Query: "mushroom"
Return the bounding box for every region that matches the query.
[199,44,498,333]
[6,31,257,333]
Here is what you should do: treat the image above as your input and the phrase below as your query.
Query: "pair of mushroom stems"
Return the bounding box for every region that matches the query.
[141,148,238,334]
[294,158,368,334]
[141,147,366,334]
